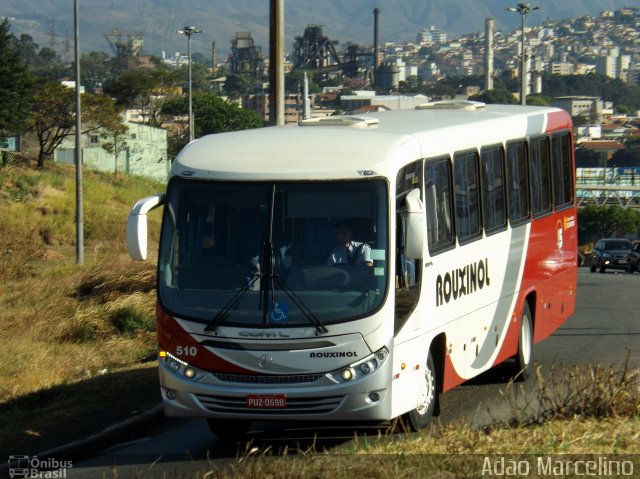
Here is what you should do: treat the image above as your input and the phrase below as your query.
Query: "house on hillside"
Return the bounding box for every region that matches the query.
[55,119,169,182]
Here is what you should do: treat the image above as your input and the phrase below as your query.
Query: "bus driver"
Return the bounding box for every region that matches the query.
[327,222,373,267]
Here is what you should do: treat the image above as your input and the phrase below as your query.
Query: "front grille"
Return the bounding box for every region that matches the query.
[213,373,324,384]
[195,393,345,415]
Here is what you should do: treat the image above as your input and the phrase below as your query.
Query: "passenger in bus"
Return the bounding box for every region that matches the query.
[327,222,373,267]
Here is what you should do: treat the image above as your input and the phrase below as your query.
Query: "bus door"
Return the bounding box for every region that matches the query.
[394,160,424,338]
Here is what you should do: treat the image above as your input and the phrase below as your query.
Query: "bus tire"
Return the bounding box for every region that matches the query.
[513,302,533,382]
[403,350,437,431]
[207,418,252,440]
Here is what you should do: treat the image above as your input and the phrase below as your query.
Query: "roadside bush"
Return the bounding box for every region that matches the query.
[109,305,155,334]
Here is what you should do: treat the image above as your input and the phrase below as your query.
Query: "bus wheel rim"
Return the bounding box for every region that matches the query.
[416,365,435,414]
[521,315,532,365]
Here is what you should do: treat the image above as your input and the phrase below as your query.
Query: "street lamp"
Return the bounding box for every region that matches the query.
[176,26,203,142]
[506,3,538,105]
[73,0,83,264]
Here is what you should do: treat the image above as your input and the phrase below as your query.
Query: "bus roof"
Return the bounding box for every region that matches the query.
[171,104,571,182]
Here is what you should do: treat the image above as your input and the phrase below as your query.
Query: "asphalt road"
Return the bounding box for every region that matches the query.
[66,267,639,478]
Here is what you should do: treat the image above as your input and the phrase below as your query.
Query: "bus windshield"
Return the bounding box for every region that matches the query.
[158,178,389,329]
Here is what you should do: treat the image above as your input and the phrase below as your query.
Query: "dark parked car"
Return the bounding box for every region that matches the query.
[590,238,633,273]
[628,242,640,274]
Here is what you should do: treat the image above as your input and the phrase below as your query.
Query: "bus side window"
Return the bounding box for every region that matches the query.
[480,146,507,233]
[551,132,574,210]
[453,150,482,243]
[529,136,553,216]
[424,157,455,253]
[506,141,531,225]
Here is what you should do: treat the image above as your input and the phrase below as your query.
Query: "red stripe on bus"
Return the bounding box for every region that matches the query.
[546,110,572,132]
[442,353,466,392]
[157,304,258,375]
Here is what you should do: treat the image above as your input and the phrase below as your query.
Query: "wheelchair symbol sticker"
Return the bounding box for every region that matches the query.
[269,301,289,323]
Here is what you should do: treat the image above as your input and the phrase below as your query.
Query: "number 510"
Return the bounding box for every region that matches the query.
[176,345,197,356]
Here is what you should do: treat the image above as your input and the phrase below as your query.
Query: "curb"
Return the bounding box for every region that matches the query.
[1,404,165,473]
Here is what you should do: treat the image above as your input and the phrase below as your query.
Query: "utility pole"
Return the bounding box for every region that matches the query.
[73,0,83,264]
[269,0,285,126]
[177,26,203,141]
[506,3,538,105]
[373,8,380,91]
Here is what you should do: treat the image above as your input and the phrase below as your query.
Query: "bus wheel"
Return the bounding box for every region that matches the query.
[207,418,252,440]
[513,302,533,382]
[403,350,437,431]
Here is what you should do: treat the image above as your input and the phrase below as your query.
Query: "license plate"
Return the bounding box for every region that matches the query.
[246,394,287,409]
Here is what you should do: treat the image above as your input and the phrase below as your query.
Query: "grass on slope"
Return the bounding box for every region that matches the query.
[0,157,164,457]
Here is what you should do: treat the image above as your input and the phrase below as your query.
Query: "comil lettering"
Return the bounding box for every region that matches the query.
[436,258,491,307]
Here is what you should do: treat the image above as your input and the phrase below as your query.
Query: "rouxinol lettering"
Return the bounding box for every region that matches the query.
[309,352,358,358]
[436,258,491,307]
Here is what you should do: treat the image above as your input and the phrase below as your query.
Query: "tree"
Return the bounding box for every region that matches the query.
[526,94,549,106]
[10,32,69,80]
[178,61,211,92]
[100,122,129,174]
[162,92,263,157]
[469,89,517,104]
[13,33,38,68]
[285,70,321,94]
[398,76,422,94]
[28,79,125,168]
[578,205,640,240]
[0,19,33,137]
[224,73,255,98]
[103,68,179,126]
[80,51,114,94]
[615,104,634,115]
[28,81,74,167]
[424,81,457,100]
[575,146,606,167]
[610,137,640,167]
[103,69,159,107]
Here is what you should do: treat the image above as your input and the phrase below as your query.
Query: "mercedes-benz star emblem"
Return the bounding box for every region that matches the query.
[258,354,273,369]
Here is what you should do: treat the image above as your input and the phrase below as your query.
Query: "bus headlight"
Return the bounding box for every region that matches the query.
[160,350,203,381]
[326,346,389,384]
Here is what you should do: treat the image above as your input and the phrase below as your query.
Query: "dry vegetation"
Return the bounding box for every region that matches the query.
[0,157,163,456]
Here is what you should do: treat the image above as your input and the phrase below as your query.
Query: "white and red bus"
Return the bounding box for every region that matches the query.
[127,101,577,437]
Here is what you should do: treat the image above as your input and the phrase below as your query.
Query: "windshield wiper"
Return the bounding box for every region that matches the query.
[273,274,328,334]
[204,274,260,334]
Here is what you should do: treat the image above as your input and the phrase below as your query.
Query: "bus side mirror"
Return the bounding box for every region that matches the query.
[126,194,165,261]
[404,188,425,259]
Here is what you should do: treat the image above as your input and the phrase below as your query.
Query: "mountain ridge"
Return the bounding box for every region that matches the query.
[4,0,635,58]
